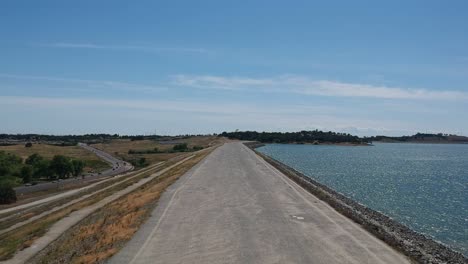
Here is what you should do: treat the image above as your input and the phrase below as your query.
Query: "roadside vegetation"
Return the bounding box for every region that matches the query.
[29,149,212,264]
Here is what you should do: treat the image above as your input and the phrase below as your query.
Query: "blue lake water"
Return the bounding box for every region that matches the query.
[257,143,468,256]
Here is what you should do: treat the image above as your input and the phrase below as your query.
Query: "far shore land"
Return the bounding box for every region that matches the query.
[373,140,468,144]
[289,141,370,146]
[256,140,468,146]
[222,131,468,146]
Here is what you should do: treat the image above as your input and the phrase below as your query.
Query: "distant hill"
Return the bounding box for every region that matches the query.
[365,133,468,143]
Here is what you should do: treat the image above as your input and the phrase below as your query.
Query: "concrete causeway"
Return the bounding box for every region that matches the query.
[110,142,410,264]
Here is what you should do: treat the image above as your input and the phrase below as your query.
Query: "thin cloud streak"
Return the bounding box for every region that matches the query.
[0,96,333,116]
[39,42,209,53]
[0,73,167,93]
[172,75,468,100]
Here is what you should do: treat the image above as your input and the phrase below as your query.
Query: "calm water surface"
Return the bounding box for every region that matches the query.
[257,143,468,256]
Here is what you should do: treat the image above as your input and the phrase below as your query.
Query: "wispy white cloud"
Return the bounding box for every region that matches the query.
[39,42,209,53]
[1,95,466,136]
[172,74,468,100]
[0,73,167,93]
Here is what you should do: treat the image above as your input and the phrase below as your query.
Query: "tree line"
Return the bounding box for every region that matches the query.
[364,133,468,143]
[0,152,85,185]
[219,130,365,144]
[0,152,86,204]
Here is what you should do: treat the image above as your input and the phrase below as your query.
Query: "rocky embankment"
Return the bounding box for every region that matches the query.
[244,142,467,264]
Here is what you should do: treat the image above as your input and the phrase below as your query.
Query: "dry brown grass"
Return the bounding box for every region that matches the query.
[30,149,213,264]
[93,136,222,154]
[92,136,225,165]
[0,188,111,260]
[0,161,169,260]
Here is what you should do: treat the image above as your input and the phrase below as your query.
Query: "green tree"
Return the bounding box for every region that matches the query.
[50,155,73,179]
[32,160,51,179]
[0,151,23,178]
[71,160,85,177]
[192,145,203,151]
[0,153,11,177]
[25,153,43,166]
[20,165,33,183]
[25,142,33,148]
[173,143,188,152]
[0,184,17,204]
[138,157,147,166]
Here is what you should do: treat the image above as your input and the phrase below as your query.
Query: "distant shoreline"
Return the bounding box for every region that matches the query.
[248,142,371,146]
[254,141,468,146]
[373,140,468,145]
[222,131,468,147]
[293,142,370,146]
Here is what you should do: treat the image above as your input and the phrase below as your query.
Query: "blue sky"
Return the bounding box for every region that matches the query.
[1,0,467,136]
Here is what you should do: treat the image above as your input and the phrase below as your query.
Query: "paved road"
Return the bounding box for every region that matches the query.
[110,142,410,264]
[14,143,132,195]
[78,142,132,178]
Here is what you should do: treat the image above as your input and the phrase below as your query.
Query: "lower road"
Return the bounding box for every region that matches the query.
[111,142,410,264]
[77,142,132,178]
